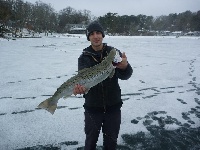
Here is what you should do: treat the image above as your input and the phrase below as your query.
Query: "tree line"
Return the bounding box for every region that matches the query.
[0,0,200,36]
[99,12,200,35]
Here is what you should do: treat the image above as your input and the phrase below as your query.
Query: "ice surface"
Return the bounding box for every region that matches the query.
[0,35,200,149]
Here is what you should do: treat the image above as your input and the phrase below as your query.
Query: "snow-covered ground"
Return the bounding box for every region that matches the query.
[0,35,200,149]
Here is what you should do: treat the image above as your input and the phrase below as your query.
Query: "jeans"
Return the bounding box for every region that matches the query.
[84,109,121,150]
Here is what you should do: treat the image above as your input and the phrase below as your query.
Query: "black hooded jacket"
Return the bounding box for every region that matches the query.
[78,43,133,112]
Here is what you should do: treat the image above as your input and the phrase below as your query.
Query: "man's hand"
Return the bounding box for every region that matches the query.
[116,52,128,70]
[73,84,86,95]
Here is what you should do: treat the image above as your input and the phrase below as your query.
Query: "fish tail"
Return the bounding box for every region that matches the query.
[37,97,57,115]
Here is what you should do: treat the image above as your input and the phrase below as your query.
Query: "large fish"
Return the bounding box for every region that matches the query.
[38,48,120,114]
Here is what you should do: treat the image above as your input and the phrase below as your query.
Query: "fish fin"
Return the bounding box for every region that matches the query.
[109,69,115,78]
[37,97,57,115]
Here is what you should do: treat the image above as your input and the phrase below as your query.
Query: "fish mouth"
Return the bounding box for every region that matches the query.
[112,62,119,66]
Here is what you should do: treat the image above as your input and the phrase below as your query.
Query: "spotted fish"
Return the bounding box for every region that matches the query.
[38,49,118,114]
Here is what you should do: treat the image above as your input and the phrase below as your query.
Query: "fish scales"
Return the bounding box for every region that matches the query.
[38,49,116,114]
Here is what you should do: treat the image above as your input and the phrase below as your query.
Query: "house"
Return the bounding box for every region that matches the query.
[171,31,183,36]
[69,27,86,34]
[65,24,87,34]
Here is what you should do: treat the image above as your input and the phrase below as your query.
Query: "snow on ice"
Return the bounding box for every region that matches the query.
[0,35,200,149]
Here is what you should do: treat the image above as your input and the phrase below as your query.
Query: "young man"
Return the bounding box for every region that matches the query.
[73,21,133,150]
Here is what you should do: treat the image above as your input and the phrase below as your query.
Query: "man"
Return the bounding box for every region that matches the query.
[73,21,133,150]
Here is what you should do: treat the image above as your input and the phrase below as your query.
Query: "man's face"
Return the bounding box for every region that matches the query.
[89,31,103,48]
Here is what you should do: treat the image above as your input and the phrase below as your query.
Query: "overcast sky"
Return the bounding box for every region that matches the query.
[26,0,200,17]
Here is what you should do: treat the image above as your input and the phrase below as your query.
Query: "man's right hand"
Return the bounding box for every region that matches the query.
[73,84,86,95]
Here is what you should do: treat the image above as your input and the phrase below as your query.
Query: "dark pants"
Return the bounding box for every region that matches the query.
[84,109,121,150]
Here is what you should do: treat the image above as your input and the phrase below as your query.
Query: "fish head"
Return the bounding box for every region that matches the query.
[112,49,122,66]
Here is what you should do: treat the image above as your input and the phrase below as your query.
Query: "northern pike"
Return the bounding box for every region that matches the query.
[38,48,121,114]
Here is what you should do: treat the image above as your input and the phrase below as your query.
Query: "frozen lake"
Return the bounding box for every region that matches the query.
[0,35,200,149]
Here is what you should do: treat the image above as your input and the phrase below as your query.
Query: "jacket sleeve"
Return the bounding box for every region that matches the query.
[116,63,133,80]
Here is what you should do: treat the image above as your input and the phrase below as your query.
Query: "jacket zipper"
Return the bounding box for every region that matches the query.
[101,81,106,112]
[84,45,108,111]
[100,49,107,112]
